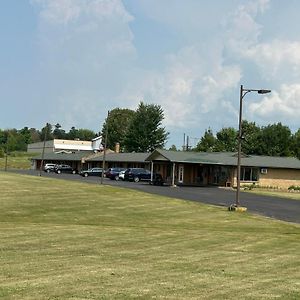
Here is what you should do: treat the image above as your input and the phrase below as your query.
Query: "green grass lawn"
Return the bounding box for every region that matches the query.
[1,172,300,299]
[0,152,33,170]
[244,188,300,201]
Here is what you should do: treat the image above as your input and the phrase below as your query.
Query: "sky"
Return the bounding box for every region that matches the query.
[1,0,300,149]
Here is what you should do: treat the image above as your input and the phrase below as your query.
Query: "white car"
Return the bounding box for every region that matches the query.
[118,170,126,181]
[43,163,56,173]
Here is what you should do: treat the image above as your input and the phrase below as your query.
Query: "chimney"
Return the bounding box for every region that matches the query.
[115,142,120,153]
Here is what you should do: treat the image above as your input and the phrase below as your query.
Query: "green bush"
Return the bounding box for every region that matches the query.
[288,185,300,191]
[241,183,256,190]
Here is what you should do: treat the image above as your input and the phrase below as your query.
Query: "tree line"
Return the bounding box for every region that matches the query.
[0,102,168,155]
[193,121,300,159]
[0,102,299,159]
[0,125,98,156]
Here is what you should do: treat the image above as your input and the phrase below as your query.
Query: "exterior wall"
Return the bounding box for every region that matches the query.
[28,139,100,153]
[232,167,300,189]
[181,164,209,186]
[27,140,54,153]
[258,168,300,189]
[92,137,103,151]
[54,139,93,151]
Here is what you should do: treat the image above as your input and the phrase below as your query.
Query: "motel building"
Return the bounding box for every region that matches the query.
[29,140,300,190]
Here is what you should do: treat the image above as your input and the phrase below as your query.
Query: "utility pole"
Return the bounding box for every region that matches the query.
[100,110,110,184]
[4,142,8,171]
[39,123,49,176]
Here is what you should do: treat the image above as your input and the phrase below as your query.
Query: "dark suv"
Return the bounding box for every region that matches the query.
[54,164,77,174]
[123,168,152,182]
[105,168,126,180]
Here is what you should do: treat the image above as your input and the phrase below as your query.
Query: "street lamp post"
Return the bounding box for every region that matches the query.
[100,111,110,184]
[4,141,8,171]
[39,123,50,176]
[235,85,271,208]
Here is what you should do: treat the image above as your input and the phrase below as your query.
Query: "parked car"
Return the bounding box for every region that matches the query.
[105,167,126,180]
[79,167,103,177]
[123,168,152,182]
[54,164,77,174]
[43,163,56,173]
[119,170,126,181]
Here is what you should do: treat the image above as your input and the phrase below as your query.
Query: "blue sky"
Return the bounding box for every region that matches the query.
[1,0,300,148]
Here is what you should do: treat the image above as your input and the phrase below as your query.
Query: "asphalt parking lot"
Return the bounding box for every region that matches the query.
[10,169,300,224]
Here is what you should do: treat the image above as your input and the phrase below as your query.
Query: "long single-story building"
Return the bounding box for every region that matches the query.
[31,149,300,189]
[31,151,150,172]
[145,149,300,189]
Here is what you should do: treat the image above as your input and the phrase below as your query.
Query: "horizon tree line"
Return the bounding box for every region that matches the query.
[0,105,299,159]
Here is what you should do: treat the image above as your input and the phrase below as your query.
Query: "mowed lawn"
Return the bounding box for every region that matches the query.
[0,152,32,170]
[1,173,300,299]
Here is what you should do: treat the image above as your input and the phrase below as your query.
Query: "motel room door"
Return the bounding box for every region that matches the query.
[178,165,184,184]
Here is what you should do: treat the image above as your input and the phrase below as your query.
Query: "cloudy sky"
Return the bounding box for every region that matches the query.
[1,0,300,148]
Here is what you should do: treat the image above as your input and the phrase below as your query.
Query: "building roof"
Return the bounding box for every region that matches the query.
[146,149,300,169]
[31,148,300,170]
[31,151,150,163]
[31,151,93,162]
[86,152,149,163]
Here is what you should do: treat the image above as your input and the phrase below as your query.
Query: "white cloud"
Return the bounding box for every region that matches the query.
[121,45,241,128]
[25,0,299,146]
[248,84,300,123]
[32,0,133,25]
[245,40,300,78]
[224,0,270,55]
[31,0,82,24]
[30,0,136,130]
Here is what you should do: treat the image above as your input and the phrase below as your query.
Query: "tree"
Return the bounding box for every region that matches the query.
[65,127,96,140]
[52,123,66,139]
[101,108,135,150]
[240,121,262,155]
[168,145,178,151]
[195,128,216,152]
[67,127,78,140]
[291,129,300,159]
[40,124,53,141]
[76,129,96,141]
[260,123,292,156]
[215,127,237,152]
[29,128,41,143]
[19,127,32,145]
[124,102,169,152]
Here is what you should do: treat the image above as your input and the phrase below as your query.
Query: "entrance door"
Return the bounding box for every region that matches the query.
[178,165,184,183]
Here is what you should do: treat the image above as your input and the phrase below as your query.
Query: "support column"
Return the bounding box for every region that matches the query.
[151,161,154,182]
[172,162,176,187]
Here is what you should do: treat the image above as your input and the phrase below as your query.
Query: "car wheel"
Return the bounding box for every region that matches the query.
[115,175,119,181]
[84,173,88,177]
[57,170,61,174]
[134,176,140,182]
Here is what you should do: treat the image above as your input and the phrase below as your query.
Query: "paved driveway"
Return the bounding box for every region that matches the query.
[11,170,300,224]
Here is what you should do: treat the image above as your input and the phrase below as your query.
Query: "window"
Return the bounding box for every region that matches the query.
[241,167,258,181]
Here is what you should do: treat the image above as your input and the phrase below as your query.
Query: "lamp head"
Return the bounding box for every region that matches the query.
[257,89,271,94]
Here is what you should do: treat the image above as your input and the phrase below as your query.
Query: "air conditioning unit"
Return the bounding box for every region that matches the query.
[261,168,268,174]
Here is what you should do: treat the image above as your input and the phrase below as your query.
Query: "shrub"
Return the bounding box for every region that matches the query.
[288,185,300,191]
